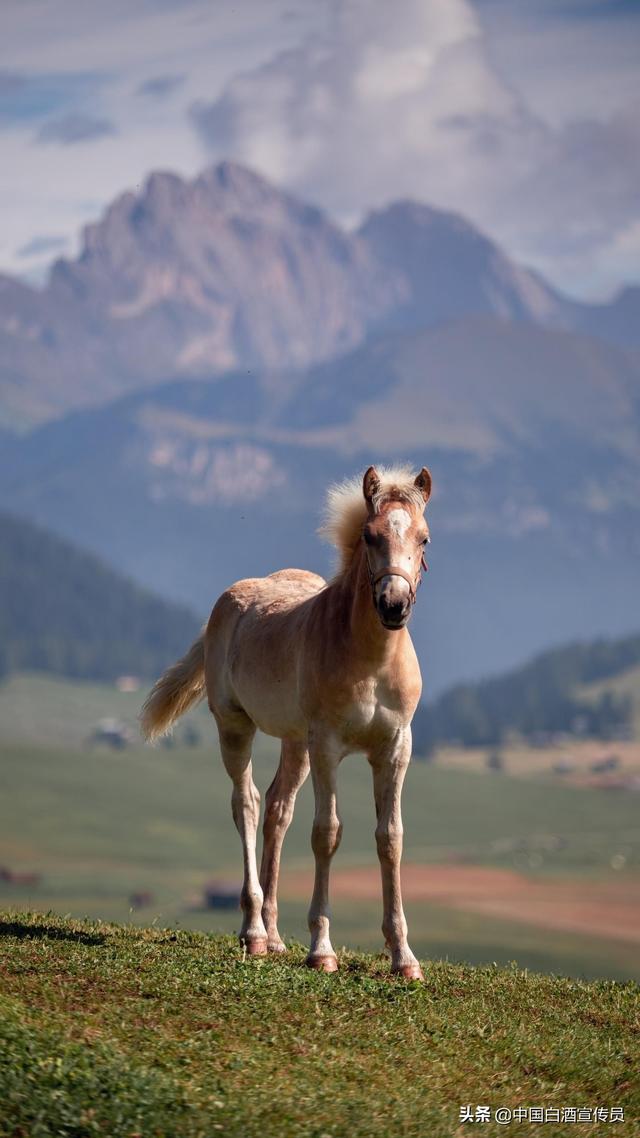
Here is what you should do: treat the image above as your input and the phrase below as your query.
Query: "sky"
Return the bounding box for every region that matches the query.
[1,0,639,300]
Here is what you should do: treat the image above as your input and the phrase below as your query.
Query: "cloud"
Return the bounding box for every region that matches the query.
[501,103,640,274]
[474,0,640,127]
[0,71,26,96]
[36,113,116,144]
[17,235,70,258]
[0,69,109,128]
[191,0,529,218]
[136,74,186,99]
[190,0,640,298]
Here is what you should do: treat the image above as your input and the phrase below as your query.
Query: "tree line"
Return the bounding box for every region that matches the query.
[0,512,200,683]
[413,634,638,754]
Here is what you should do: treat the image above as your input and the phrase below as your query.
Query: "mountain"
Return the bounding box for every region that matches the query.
[2,161,639,431]
[279,316,640,464]
[0,512,200,682]
[0,163,401,429]
[358,200,563,331]
[413,632,640,752]
[2,314,639,693]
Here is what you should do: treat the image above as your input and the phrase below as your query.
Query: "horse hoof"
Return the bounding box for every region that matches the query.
[242,937,268,956]
[267,940,287,955]
[392,963,424,981]
[305,953,339,973]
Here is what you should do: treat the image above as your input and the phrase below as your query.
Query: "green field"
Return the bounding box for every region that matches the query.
[1,912,638,1138]
[0,672,184,751]
[1,674,640,983]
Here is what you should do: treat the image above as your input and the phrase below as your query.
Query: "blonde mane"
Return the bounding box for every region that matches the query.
[319,464,425,573]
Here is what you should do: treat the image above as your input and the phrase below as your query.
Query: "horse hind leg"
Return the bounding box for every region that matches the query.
[260,739,310,953]
[217,716,268,955]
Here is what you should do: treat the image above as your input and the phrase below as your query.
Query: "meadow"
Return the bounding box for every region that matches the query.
[1,674,640,983]
[1,911,639,1138]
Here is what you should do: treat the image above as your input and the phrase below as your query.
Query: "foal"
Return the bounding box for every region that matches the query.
[141,464,432,979]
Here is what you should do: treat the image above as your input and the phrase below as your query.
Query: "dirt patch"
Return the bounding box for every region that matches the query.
[281,864,640,944]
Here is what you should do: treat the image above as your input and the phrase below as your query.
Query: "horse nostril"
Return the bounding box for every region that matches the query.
[380,597,407,622]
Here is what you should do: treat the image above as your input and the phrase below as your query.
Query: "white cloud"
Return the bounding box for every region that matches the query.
[190,0,640,299]
[499,102,640,295]
[192,0,532,217]
[475,0,640,127]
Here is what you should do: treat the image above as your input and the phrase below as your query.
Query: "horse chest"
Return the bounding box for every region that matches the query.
[340,680,406,745]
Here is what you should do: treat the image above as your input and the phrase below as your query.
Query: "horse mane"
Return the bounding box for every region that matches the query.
[319,464,425,573]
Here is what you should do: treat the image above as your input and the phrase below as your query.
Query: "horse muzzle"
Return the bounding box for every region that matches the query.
[367,560,423,629]
[376,592,412,630]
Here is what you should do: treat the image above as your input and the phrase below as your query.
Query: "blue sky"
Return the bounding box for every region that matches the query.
[1,0,638,299]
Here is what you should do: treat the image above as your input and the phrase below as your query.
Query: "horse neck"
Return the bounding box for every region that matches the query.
[333,543,408,666]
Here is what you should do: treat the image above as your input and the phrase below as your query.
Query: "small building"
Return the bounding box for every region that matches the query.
[116,675,141,692]
[203,880,240,910]
[87,718,135,750]
[129,891,155,910]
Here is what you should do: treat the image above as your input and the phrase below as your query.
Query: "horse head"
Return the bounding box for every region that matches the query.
[362,465,432,630]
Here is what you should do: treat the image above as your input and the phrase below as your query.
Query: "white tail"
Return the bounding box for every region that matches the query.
[140,633,205,742]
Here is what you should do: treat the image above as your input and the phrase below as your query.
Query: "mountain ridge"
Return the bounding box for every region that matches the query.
[2,160,639,431]
[2,312,639,693]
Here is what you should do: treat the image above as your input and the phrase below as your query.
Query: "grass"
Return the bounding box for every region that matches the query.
[2,737,640,878]
[2,672,640,983]
[0,911,638,1138]
[0,673,143,750]
[3,890,639,985]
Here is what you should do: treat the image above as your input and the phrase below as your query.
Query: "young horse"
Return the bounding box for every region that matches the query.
[141,464,432,979]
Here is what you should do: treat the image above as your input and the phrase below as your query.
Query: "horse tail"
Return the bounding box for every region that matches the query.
[140,632,206,742]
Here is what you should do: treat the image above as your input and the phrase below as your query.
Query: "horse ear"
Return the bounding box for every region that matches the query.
[363,465,381,504]
[414,467,432,504]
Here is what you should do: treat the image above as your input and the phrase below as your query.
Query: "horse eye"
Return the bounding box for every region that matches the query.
[363,530,375,545]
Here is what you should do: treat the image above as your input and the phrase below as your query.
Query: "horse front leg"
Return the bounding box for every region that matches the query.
[306,738,343,973]
[259,739,310,953]
[369,728,424,980]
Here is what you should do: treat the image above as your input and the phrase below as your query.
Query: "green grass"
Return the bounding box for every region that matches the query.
[0,671,213,751]
[2,673,640,984]
[2,734,640,877]
[0,911,638,1138]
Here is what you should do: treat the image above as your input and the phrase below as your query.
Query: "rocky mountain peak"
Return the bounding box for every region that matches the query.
[359,199,562,328]
[1,161,638,431]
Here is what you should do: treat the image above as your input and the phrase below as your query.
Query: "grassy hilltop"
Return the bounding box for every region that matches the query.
[0,911,638,1138]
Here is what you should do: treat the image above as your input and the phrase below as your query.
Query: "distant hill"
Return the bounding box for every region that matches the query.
[2,313,639,692]
[0,512,200,682]
[414,633,640,753]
